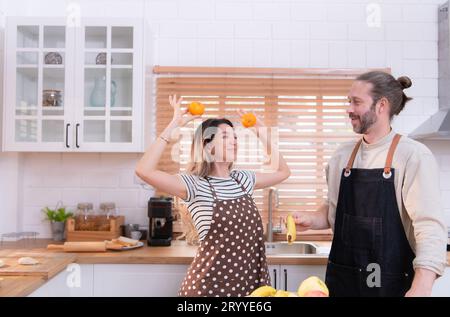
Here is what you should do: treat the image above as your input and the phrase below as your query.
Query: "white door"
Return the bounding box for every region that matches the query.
[74,19,144,152]
[3,18,75,151]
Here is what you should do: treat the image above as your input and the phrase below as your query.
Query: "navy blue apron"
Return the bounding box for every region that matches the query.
[325,134,415,297]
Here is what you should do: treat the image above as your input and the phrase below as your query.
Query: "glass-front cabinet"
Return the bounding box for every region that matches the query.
[3,18,144,152]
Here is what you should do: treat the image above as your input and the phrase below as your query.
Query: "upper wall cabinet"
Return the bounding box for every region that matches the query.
[2,18,145,152]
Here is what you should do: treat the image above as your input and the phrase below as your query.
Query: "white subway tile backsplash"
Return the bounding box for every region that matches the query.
[310,22,347,40]
[42,168,83,188]
[422,60,438,78]
[156,38,179,65]
[327,4,366,22]
[272,22,309,40]
[178,0,214,21]
[366,41,386,68]
[139,188,155,208]
[347,41,366,68]
[61,189,101,207]
[329,41,348,68]
[272,40,291,68]
[291,40,310,68]
[234,39,254,67]
[420,97,439,116]
[348,23,385,41]
[144,1,178,20]
[119,208,148,226]
[215,2,253,20]
[23,188,62,208]
[215,39,234,66]
[408,78,438,97]
[197,22,234,39]
[234,22,271,39]
[119,170,141,188]
[82,171,120,188]
[403,41,437,60]
[178,38,198,65]
[99,154,139,169]
[196,39,216,66]
[387,23,437,42]
[403,59,423,78]
[310,41,329,68]
[403,5,438,23]
[253,40,273,67]
[291,3,327,22]
[380,4,403,23]
[253,2,291,21]
[159,22,198,39]
[100,189,140,209]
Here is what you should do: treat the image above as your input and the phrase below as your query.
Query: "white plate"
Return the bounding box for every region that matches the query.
[120,241,145,250]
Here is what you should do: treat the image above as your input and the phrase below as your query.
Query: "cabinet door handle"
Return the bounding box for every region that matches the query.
[273,268,277,289]
[284,269,287,291]
[65,123,71,148]
[75,123,80,148]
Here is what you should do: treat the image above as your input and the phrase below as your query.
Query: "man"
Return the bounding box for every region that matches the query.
[295,71,447,297]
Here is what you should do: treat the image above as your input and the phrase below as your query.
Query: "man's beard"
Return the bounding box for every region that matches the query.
[350,103,378,134]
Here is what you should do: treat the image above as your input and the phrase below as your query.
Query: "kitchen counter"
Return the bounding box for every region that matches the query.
[1,239,449,297]
[0,239,331,265]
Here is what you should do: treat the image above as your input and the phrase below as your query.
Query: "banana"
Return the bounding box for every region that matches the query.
[249,285,277,297]
[274,290,290,297]
[286,213,296,244]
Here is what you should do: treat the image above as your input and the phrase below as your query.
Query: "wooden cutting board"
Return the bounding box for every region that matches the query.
[0,253,76,279]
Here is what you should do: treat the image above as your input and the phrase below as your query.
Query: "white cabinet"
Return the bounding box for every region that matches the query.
[93,264,189,297]
[268,264,326,292]
[29,264,94,297]
[3,17,145,152]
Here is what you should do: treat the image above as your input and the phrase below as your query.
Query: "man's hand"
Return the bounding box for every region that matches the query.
[405,268,437,297]
[293,212,314,231]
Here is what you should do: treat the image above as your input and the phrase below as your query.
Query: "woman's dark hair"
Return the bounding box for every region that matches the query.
[356,71,413,118]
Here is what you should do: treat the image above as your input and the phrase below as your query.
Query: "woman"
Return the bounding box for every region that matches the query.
[135,95,290,297]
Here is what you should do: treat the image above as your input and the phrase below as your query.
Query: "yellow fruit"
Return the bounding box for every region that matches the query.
[188,101,205,115]
[286,213,296,244]
[241,113,257,128]
[274,290,290,297]
[288,292,299,297]
[304,290,328,297]
[249,285,277,297]
[297,276,329,297]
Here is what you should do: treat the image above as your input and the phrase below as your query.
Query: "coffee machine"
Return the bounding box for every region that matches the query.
[148,196,173,246]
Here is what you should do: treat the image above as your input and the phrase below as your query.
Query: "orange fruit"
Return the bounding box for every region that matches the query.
[241,113,257,128]
[188,101,205,115]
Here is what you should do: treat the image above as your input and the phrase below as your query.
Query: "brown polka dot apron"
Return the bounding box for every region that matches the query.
[179,175,270,297]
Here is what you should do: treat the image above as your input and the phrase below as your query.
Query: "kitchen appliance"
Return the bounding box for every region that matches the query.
[148,197,173,246]
[410,2,450,140]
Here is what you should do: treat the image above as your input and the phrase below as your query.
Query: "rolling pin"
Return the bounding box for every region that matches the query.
[47,241,112,252]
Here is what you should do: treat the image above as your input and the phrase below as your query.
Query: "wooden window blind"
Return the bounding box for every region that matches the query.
[153,66,389,236]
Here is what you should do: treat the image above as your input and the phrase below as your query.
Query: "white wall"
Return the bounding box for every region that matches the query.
[0,0,449,237]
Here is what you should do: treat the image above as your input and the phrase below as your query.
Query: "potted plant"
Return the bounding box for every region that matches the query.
[43,203,73,241]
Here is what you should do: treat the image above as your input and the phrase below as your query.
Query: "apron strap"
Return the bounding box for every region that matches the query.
[231,175,248,195]
[204,177,218,200]
[384,134,402,176]
[344,138,363,174]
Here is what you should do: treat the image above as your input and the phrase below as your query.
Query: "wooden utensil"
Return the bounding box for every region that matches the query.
[47,241,124,252]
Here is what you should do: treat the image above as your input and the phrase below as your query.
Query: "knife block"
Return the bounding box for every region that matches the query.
[66,216,124,242]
